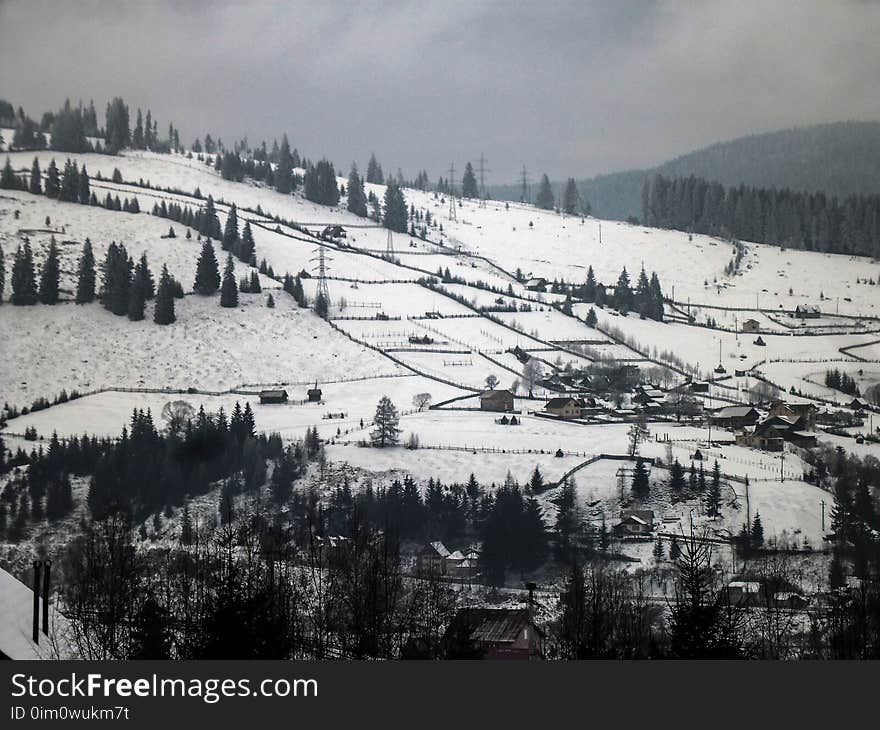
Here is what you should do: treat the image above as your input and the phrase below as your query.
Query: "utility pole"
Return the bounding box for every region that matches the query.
[477,153,489,208]
[386,228,394,257]
[821,499,825,532]
[447,162,458,222]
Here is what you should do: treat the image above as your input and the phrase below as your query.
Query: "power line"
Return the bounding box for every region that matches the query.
[477,153,490,208]
[310,245,331,304]
[447,162,458,222]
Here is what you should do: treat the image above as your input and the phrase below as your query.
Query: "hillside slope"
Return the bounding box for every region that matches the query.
[490,121,880,221]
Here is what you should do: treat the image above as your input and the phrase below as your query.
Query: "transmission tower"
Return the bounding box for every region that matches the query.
[477,153,490,208]
[447,162,458,222]
[311,245,332,305]
[520,165,530,204]
[386,228,394,257]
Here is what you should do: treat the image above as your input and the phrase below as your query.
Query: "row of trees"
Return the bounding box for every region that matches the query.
[642,172,880,257]
[570,264,665,320]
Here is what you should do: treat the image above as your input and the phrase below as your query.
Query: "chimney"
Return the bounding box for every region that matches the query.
[42,560,51,636]
[32,560,42,645]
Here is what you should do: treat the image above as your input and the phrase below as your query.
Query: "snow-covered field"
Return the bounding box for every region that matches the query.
[1,145,878,558]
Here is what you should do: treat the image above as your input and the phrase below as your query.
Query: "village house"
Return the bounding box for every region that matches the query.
[307,383,323,402]
[259,389,288,405]
[793,304,821,320]
[741,318,761,333]
[417,541,451,574]
[543,396,584,420]
[480,388,514,412]
[849,397,867,412]
[707,405,761,430]
[737,414,817,451]
[321,224,346,238]
[524,277,547,292]
[442,608,543,660]
[613,509,655,537]
[768,401,817,430]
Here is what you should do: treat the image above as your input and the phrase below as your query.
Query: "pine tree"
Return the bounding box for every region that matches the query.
[529,466,545,493]
[133,108,144,149]
[461,162,478,198]
[615,267,633,314]
[222,204,239,251]
[0,157,15,189]
[706,460,722,518]
[669,458,686,498]
[631,457,650,500]
[585,307,598,327]
[11,242,38,305]
[751,512,764,547]
[535,174,554,210]
[127,262,147,321]
[275,133,295,194]
[29,157,41,195]
[366,153,384,184]
[238,221,255,263]
[78,164,90,204]
[383,182,408,233]
[562,178,580,214]
[370,396,401,447]
[38,237,60,304]
[193,241,220,295]
[75,238,96,303]
[200,196,221,239]
[44,158,60,198]
[153,265,176,325]
[584,265,596,302]
[653,537,665,562]
[220,254,238,308]
[347,163,367,217]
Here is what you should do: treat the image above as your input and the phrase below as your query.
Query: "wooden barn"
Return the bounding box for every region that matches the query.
[259,389,288,404]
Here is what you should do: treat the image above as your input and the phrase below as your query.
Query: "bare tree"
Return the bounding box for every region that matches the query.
[412,392,432,411]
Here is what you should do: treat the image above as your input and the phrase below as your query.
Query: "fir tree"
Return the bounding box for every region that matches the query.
[75,238,96,303]
[29,157,41,195]
[127,264,147,321]
[751,512,764,547]
[346,163,367,217]
[631,457,650,500]
[78,164,90,204]
[222,203,239,251]
[461,162,478,198]
[370,396,401,447]
[706,460,722,518]
[38,237,60,304]
[0,157,16,189]
[153,264,176,325]
[11,242,38,305]
[366,153,384,184]
[193,241,220,295]
[275,133,295,194]
[44,158,60,198]
[383,182,408,233]
[535,173,554,210]
[562,178,580,214]
[220,254,238,308]
[238,221,255,263]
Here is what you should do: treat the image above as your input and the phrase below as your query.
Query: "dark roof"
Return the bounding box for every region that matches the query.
[448,608,533,645]
[711,406,758,419]
[545,397,580,409]
[260,389,288,398]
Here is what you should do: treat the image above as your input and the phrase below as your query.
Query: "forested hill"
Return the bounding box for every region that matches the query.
[489,121,880,222]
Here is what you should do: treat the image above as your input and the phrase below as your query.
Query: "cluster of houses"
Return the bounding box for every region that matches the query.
[417,541,481,579]
[707,401,819,451]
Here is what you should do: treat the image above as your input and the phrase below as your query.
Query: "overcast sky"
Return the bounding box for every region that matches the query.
[2,0,879,182]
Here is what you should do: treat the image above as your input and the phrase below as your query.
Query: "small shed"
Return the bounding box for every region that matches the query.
[741,318,761,333]
[307,383,323,402]
[480,389,514,412]
[259,389,288,404]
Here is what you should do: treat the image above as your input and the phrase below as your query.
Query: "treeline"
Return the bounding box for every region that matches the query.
[642,172,880,257]
[0,156,142,214]
[825,368,860,397]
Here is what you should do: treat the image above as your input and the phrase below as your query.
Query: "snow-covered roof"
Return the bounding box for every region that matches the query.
[728,581,761,593]
[447,550,465,561]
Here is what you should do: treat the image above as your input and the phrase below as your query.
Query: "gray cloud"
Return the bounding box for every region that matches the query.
[1,0,879,182]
